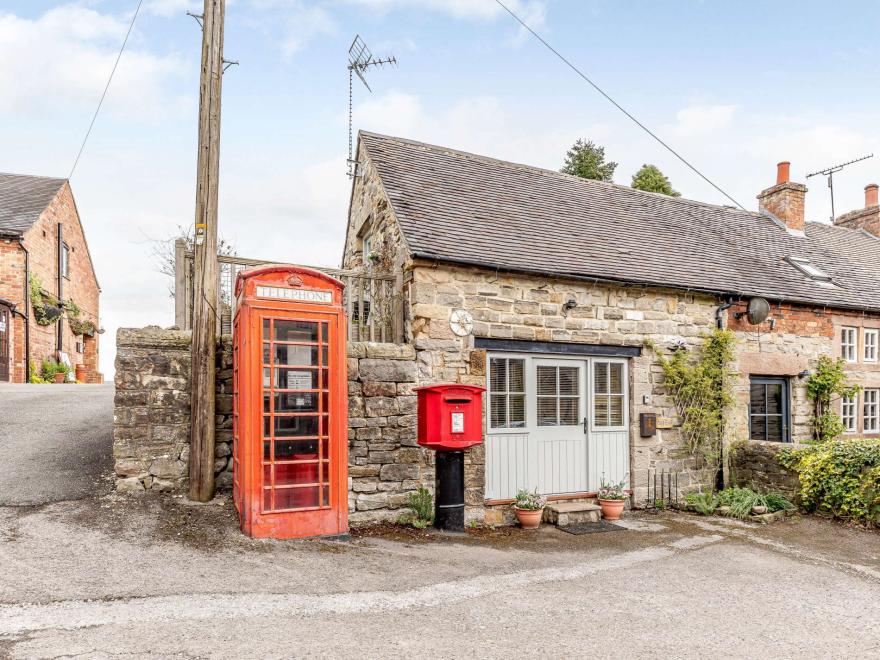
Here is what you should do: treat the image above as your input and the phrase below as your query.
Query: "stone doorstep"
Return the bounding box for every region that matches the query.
[544,501,602,527]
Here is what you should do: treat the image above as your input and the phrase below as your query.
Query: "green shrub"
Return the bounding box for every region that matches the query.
[684,491,717,515]
[779,439,880,524]
[715,487,793,519]
[40,358,70,381]
[407,487,433,525]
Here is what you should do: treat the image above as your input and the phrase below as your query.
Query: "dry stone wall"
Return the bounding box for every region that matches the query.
[113,327,233,493]
[730,440,802,501]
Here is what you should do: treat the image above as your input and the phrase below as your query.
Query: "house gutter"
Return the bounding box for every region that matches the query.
[409,252,880,317]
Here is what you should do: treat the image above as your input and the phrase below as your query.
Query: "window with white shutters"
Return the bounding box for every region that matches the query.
[489,358,526,429]
[593,361,625,429]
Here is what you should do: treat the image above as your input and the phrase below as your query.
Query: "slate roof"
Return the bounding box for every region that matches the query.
[359,131,880,313]
[0,173,66,235]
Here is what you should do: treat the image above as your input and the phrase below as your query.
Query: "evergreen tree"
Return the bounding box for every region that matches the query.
[560,139,617,182]
[631,164,680,197]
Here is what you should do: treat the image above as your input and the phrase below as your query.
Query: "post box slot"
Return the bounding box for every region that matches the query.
[444,397,472,404]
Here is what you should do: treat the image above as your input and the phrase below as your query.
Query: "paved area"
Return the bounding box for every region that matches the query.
[0,383,114,505]
[0,494,878,658]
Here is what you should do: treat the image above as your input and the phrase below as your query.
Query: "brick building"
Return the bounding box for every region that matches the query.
[343,132,880,519]
[0,173,101,383]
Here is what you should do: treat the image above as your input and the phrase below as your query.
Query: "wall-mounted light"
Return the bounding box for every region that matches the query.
[798,369,811,379]
[562,298,577,315]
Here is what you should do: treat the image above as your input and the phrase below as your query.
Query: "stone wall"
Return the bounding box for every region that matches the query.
[729,440,802,501]
[347,342,435,524]
[113,327,233,492]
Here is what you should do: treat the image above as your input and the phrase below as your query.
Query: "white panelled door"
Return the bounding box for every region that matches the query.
[484,353,630,501]
[531,359,588,495]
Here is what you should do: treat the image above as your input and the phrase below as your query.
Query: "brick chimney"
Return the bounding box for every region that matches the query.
[834,183,880,236]
[757,161,808,234]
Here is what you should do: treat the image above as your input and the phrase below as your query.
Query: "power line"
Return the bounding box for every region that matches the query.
[68,0,143,180]
[493,0,746,211]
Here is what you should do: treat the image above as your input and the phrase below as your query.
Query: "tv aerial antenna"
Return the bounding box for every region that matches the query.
[347,35,397,178]
[807,153,873,222]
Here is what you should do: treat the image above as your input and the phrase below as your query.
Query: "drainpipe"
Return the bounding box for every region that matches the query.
[57,223,63,352]
[715,300,733,329]
[17,237,31,382]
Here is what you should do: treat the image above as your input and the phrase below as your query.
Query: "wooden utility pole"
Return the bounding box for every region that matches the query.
[189,0,225,502]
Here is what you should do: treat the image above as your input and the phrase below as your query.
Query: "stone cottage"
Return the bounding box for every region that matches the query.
[343,131,880,519]
[0,173,102,383]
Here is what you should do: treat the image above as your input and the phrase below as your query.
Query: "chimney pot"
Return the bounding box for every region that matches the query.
[866,183,879,208]
[776,161,791,185]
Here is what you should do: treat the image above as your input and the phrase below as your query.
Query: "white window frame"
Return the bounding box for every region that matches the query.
[590,358,629,432]
[864,329,878,363]
[487,356,527,431]
[842,393,858,434]
[841,327,858,363]
[864,389,879,434]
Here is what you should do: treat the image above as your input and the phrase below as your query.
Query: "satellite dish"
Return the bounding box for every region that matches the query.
[746,298,770,325]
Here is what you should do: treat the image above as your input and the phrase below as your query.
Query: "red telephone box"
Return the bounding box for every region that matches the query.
[232,265,348,539]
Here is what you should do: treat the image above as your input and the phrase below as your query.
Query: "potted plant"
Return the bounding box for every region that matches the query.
[512,489,547,529]
[597,477,628,521]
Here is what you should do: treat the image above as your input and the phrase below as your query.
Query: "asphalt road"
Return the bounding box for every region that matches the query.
[0,501,878,658]
[0,383,114,505]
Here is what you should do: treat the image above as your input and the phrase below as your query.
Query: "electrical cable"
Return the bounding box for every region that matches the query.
[494,0,746,210]
[68,0,143,180]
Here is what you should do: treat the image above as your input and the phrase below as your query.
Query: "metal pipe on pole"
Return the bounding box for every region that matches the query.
[189,0,225,502]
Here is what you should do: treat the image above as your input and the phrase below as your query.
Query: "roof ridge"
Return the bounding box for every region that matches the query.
[0,172,67,183]
[359,130,763,219]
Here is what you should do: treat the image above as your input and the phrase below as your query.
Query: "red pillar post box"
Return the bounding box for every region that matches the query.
[232,265,348,539]
[415,384,485,531]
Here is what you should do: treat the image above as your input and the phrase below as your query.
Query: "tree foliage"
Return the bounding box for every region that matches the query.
[631,163,680,197]
[560,139,617,182]
[806,356,860,443]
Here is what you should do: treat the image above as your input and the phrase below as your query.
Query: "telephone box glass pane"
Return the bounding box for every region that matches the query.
[274,320,318,342]
[263,343,270,363]
[263,320,270,340]
[275,487,319,510]
[275,439,319,459]
[275,415,319,437]
[274,344,318,366]
[275,461,319,485]
[274,368,319,390]
[274,392,319,413]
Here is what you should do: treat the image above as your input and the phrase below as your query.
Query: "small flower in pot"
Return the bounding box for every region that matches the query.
[597,477,628,521]
[512,488,547,529]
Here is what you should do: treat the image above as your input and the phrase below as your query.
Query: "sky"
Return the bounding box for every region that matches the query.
[2,0,879,377]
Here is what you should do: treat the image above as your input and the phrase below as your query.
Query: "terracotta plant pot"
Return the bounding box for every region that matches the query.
[75,364,86,383]
[53,372,66,384]
[599,498,626,521]
[513,506,543,529]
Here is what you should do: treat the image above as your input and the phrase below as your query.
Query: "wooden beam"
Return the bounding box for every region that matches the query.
[189,0,225,503]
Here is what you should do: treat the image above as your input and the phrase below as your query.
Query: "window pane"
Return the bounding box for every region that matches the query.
[559,367,579,396]
[275,438,319,459]
[490,394,507,428]
[537,366,557,396]
[594,395,609,427]
[609,363,623,394]
[766,416,783,441]
[609,396,624,427]
[537,397,558,426]
[274,368,319,390]
[594,362,608,394]
[559,397,579,426]
[274,320,318,342]
[508,359,525,393]
[509,394,525,427]
[750,384,766,415]
[274,415,319,437]
[766,384,782,415]
[750,416,766,441]
[490,358,507,393]
[274,486,320,510]
[274,392,320,413]
[275,461,319,486]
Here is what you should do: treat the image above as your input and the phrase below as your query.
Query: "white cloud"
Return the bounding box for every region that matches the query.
[144,0,202,17]
[0,5,187,119]
[669,104,738,137]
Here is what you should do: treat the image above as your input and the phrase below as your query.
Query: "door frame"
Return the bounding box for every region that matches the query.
[0,304,10,382]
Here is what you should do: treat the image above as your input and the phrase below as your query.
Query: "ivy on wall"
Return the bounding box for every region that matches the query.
[648,329,736,468]
[806,356,860,443]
